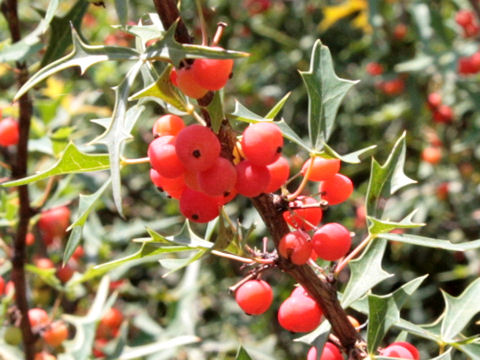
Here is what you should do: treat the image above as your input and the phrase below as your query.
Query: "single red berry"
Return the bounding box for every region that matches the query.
[433,104,453,124]
[278,294,323,332]
[169,67,178,87]
[0,117,19,147]
[381,78,405,95]
[176,65,208,99]
[265,156,290,193]
[393,23,408,40]
[389,342,420,360]
[312,223,351,261]
[301,157,341,182]
[34,352,56,360]
[198,157,237,196]
[26,232,35,246]
[235,279,273,315]
[241,122,284,166]
[72,246,85,260]
[307,342,343,360]
[175,125,221,172]
[458,56,477,75]
[380,342,418,359]
[179,188,220,223]
[456,10,475,27]
[463,22,480,37]
[290,285,312,298]
[100,308,123,330]
[0,276,4,295]
[279,230,313,265]
[38,206,71,245]
[421,146,442,164]
[319,173,353,205]
[235,160,270,197]
[149,168,186,199]
[152,114,185,137]
[283,196,323,231]
[148,136,185,178]
[366,62,384,76]
[43,321,69,347]
[28,308,50,328]
[192,54,234,91]
[436,182,449,200]
[427,92,442,110]
[56,264,75,283]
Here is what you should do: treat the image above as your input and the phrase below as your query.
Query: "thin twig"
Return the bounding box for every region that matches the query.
[334,234,374,275]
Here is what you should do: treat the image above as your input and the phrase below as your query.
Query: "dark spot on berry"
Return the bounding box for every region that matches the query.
[276,146,282,153]
[193,149,201,158]
[223,191,230,197]
[192,214,199,220]
[156,187,164,192]
[229,72,234,79]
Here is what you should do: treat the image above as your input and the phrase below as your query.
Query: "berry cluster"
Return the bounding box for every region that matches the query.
[28,307,69,348]
[427,93,453,124]
[455,9,480,38]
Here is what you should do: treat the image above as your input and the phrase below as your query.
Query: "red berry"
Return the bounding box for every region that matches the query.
[0,117,19,147]
[148,136,185,178]
[235,279,273,315]
[0,276,4,295]
[279,230,312,265]
[312,223,351,261]
[381,78,405,95]
[380,342,417,359]
[265,156,290,193]
[235,160,270,197]
[179,188,220,223]
[26,232,35,246]
[5,281,14,297]
[278,294,322,332]
[390,342,420,360]
[28,308,50,328]
[241,122,284,166]
[283,196,323,231]
[192,55,234,91]
[301,157,341,182]
[34,352,56,360]
[43,321,69,347]
[319,173,353,205]
[421,146,442,164]
[198,157,237,196]
[56,264,75,283]
[307,342,343,360]
[456,10,475,27]
[471,52,480,72]
[149,168,186,199]
[394,23,408,40]
[427,92,442,110]
[38,206,71,245]
[366,62,384,76]
[169,67,178,87]
[176,66,208,99]
[290,285,312,298]
[433,105,453,124]
[100,308,123,330]
[175,125,221,172]
[72,246,85,260]
[152,114,185,137]
[458,56,477,75]
[463,22,480,37]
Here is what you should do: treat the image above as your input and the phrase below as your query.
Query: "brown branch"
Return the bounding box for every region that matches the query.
[1,0,35,359]
[468,0,480,24]
[154,1,366,358]
[151,0,192,43]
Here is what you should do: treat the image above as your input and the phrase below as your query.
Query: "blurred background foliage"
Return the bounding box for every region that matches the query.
[1,0,480,359]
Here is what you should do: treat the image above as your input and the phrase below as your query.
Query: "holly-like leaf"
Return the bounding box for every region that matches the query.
[368,211,425,235]
[441,277,480,342]
[380,232,480,252]
[58,276,112,360]
[235,347,253,360]
[322,143,377,164]
[300,39,358,150]
[159,249,207,277]
[14,27,139,100]
[129,64,188,111]
[366,276,427,352]
[63,179,112,264]
[365,132,416,219]
[39,0,89,67]
[144,22,249,67]
[265,92,291,120]
[90,65,145,217]
[117,336,201,360]
[341,239,392,308]
[0,143,109,188]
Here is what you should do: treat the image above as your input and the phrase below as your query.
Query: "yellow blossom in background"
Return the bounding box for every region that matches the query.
[319,0,372,33]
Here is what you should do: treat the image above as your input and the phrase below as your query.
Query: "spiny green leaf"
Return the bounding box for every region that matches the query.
[40,0,89,67]
[379,232,480,251]
[144,22,249,67]
[117,336,201,360]
[147,222,214,249]
[235,346,253,360]
[159,250,207,277]
[365,132,416,219]
[90,65,145,217]
[366,276,427,352]
[63,179,111,264]
[368,211,425,235]
[321,143,377,164]
[295,321,331,347]
[341,239,392,308]
[129,64,188,111]
[299,39,358,149]
[14,27,139,100]
[0,143,109,187]
[265,92,291,120]
[441,277,480,342]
